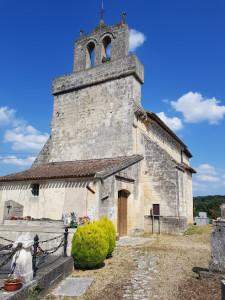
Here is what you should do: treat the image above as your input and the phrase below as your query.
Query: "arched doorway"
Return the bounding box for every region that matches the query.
[117,190,129,236]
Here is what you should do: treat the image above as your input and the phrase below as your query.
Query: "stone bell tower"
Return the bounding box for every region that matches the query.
[32,14,144,167]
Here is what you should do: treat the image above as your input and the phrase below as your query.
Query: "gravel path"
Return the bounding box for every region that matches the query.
[122,250,159,299]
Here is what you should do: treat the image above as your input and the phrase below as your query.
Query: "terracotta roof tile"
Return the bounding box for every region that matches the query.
[0,155,143,182]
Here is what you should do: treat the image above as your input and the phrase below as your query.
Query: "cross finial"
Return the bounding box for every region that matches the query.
[99,0,105,23]
[99,8,105,20]
[121,12,126,22]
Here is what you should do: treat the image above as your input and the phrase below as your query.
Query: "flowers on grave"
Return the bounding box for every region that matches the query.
[30,246,44,257]
[70,212,78,228]
[78,216,91,226]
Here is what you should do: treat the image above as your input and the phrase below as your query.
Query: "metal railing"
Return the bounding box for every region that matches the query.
[0,227,69,278]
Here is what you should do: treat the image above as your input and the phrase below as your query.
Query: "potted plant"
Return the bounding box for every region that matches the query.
[4,277,23,292]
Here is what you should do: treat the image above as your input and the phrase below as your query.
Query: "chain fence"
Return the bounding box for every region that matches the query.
[0,227,69,278]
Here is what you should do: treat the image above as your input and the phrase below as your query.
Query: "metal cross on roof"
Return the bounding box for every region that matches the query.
[99,0,105,20]
[121,12,126,21]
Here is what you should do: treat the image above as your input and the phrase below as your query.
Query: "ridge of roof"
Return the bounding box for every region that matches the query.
[0,155,143,183]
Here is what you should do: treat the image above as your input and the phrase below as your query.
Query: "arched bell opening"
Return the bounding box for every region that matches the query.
[86,42,95,68]
[101,35,111,63]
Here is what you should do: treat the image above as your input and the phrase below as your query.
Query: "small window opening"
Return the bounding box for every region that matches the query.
[31,183,39,196]
[86,42,95,68]
[102,36,111,63]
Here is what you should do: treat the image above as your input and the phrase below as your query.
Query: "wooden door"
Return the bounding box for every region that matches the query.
[118,190,128,236]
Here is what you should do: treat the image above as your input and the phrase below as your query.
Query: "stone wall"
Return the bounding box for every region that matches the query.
[144,216,187,235]
[0,179,98,223]
[33,76,142,166]
[137,118,185,164]
[97,161,142,235]
[138,132,192,233]
[73,21,130,72]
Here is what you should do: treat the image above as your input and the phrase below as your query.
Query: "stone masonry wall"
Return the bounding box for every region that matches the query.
[140,133,179,217]
[138,132,191,233]
[0,179,98,223]
[37,76,141,163]
[74,21,129,72]
[97,161,142,236]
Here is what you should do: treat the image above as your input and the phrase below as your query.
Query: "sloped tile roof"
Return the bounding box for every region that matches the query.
[0,155,143,182]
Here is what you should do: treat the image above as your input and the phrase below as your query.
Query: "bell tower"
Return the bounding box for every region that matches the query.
[32,13,144,167]
[73,13,130,72]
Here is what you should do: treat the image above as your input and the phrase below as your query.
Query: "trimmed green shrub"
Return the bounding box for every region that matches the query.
[98,216,116,257]
[71,222,109,269]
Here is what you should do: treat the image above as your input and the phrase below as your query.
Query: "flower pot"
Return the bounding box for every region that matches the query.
[4,278,23,292]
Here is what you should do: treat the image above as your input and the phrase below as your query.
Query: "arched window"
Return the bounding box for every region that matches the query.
[86,42,95,68]
[101,36,111,63]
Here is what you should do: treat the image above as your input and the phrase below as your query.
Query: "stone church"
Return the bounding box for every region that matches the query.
[0,15,196,235]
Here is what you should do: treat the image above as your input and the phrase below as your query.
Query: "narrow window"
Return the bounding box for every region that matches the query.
[86,42,95,68]
[31,183,39,196]
[101,36,111,63]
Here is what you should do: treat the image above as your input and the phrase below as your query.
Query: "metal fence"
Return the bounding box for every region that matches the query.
[0,227,68,278]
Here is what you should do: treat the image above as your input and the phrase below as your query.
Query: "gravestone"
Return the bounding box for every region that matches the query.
[3,200,24,220]
[209,204,225,273]
[221,204,225,219]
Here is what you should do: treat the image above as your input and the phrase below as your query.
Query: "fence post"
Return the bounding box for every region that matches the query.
[64,228,68,257]
[32,234,39,277]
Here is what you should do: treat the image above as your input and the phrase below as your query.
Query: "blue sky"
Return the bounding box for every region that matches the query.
[0,0,224,196]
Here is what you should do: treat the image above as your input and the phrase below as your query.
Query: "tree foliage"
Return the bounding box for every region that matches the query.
[193,195,225,219]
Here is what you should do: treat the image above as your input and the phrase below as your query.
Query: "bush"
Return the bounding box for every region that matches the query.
[98,216,116,257]
[71,222,109,269]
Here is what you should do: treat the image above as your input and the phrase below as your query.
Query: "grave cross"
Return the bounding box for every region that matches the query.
[7,204,12,214]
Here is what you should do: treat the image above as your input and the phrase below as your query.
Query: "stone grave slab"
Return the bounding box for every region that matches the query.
[53,277,93,297]
[3,200,23,220]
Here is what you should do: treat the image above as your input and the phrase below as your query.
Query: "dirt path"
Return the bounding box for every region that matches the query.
[44,225,221,300]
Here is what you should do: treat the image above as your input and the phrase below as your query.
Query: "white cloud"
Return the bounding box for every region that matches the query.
[197,175,220,182]
[0,106,49,151]
[129,29,146,52]
[223,174,225,178]
[4,126,49,150]
[0,107,16,126]
[1,156,36,166]
[197,164,217,175]
[157,112,183,131]
[171,92,225,124]
[192,181,207,191]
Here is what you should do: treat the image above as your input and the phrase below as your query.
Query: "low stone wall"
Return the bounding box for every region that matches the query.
[0,257,74,300]
[144,216,187,235]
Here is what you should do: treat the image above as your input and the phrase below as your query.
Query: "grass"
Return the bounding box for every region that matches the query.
[183,224,213,236]
[43,224,220,300]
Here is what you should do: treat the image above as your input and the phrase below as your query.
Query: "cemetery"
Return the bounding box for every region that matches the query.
[0,5,223,300]
[0,213,225,299]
